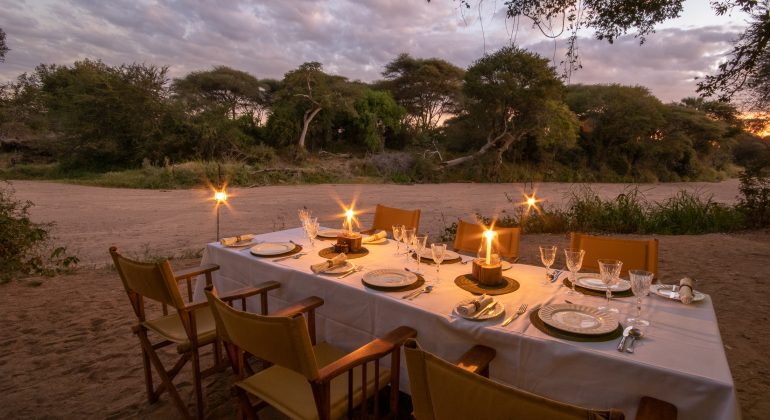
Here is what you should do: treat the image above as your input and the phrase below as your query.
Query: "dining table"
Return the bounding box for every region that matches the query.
[194,227,739,420]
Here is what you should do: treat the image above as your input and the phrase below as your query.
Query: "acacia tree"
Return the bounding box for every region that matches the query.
[442,46,568,172]
[0,28,8,62]
[172,66,272,121]
[379,53,464,132]
[277,62,349,149]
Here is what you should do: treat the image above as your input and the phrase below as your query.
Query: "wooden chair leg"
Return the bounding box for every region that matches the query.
[141,348,156,403]
[233,386,258,420]
[137,329,192,420]
[191,347,204,419]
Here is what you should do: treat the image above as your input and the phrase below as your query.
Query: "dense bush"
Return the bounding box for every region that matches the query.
[737,169,770,228]
[0,184,78,282]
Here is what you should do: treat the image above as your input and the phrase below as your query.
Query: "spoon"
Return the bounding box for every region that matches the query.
[625,328,643,353]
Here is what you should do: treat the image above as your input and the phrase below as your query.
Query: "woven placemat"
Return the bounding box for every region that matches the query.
[454,274,520,296]
[251,244,303,258]
[411,253,462,265]
[563,279,634,298]
[318,246,369,260]
[529,310,623,342]
[362,275,425,293]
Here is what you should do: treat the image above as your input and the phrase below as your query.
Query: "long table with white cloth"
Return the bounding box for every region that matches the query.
[195,227,739,420]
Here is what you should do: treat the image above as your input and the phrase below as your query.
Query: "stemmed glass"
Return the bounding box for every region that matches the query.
[401,227,415,264]
[598,259,623,313]
[431,243,447,284]
[392,225,404,256]
[413,234,428,274]
[539,245,557,286]
[304,217,319,249]
[627,270,653,327]
[564,248,585,296]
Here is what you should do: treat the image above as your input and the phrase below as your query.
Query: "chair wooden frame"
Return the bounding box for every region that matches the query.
[110,247,280,419]
[452,219,521,259]
[569,233,659,278]
[404,339,677,420]
[205,286,417,420]
[363,204,421,234]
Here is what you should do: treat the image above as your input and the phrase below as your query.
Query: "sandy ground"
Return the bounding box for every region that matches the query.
[1,179,769,419]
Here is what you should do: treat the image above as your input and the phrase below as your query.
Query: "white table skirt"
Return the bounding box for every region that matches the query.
[195,227,739,420]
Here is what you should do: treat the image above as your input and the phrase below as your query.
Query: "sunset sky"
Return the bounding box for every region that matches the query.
[0,0,751,103]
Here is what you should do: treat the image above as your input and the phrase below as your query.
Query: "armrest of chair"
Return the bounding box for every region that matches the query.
[636,396,677,420]
[456,345,496,377]
[316,326,417,382]
[271,296,324,317]
[181,300,209,312]
[219,281,280,302]
[174,263,219,281]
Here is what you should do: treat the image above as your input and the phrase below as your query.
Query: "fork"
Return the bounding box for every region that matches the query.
[501,303,528,326]
[337,265,364,279]
[407,285,434,300]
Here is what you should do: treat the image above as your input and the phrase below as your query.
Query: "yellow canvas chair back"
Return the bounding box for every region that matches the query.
[370,204,421,232]
[112,250,182,310]
[404,340,623,420]
[205,288,319,380]
[570,233,659,278]
[453,220,521,259]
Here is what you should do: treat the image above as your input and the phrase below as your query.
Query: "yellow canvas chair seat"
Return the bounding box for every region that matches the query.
[570,233,659,278]
[143,306,218,353]
[237,342,390,420]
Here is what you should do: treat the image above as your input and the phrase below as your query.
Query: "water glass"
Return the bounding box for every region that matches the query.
[627,270,653,327]
[431,243,447,284]
[304,217,319,249]
[392,225,404,256]
[401,227,415,264]
[564,248,585,296]
[539,245,557,286]
[598,259,623,313]
[413,234,428,274]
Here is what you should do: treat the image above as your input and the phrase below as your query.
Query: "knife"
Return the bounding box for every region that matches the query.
[471,300,498,319]
[617,326,634,352]
[550,269,564,283]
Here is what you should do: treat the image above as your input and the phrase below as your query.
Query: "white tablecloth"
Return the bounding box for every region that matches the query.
[196,228,739,420]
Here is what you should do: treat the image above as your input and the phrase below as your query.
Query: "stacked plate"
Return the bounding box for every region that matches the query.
[250,242,296,256]
[453,298,505,320]
[317,229,344,238]
[362,269,418,288]
[317,261,355,275]
[538,304,618,335]
[574,274,631,292]
[650,284,706,302]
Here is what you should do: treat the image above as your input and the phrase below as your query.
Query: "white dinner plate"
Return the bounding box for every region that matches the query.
[575,274,631,292]
[317,261,355,274]
[650,284,706,302]
[501,261,513,271]
[317,229,344,238]
[223,239,256,248]
[418,249,461,261]
[250,242,295,256]
[362,269,418,288]
[453,299,505,321]
[538,304,618,335]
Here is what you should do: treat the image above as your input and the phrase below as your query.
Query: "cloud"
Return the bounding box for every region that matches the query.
[0,0,746,102]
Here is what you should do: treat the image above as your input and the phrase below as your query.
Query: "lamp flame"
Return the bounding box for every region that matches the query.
[214,190,228,203]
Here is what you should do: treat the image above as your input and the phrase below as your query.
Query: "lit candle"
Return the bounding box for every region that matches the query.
[483,230,495,265]
[346,209,354,235]
[214,190,227,203]
[527,195,536,207]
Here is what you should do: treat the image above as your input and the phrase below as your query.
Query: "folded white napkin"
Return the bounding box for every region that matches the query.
[679,277,695,304]
[220,234,255,246]
[311,253,347,273]
[362,231,387,243]
[457,294,493,316]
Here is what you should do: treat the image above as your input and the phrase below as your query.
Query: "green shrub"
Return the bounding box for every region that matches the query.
[737,169,770,228]
[0,185,78,282]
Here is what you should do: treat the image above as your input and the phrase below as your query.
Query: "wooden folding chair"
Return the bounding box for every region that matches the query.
[204,285,417,420]
[364,204,421,234]
[404,339,677,420]
[452,219,521,259]
[110,247,279,419]
[569,233,659,278]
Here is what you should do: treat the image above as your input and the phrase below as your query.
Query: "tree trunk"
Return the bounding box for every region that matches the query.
[441,131,518,167]
[298,106,322,149]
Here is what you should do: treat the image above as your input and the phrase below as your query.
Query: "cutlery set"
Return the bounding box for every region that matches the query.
[617,326,642,353]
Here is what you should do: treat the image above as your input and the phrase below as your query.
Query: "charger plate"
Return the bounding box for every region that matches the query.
[318,246,369,259]
[529,310,623,342]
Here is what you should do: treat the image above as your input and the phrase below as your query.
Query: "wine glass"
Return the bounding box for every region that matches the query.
[392,225,404,256]
[598,259,623,313]
[431,243,447,284]
[413,234,428,274]
[539,245,557,286]
[627,270,653,327]
[564,248,585,296]
[401,227,415,264]
[304,217,319,249]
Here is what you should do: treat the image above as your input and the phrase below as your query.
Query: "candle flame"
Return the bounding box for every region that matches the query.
[483,229,496,265]
[214,190,228,203]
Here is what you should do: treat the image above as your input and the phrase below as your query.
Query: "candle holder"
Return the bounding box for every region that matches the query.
[336,232,362,253]
[471,258,503,285]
